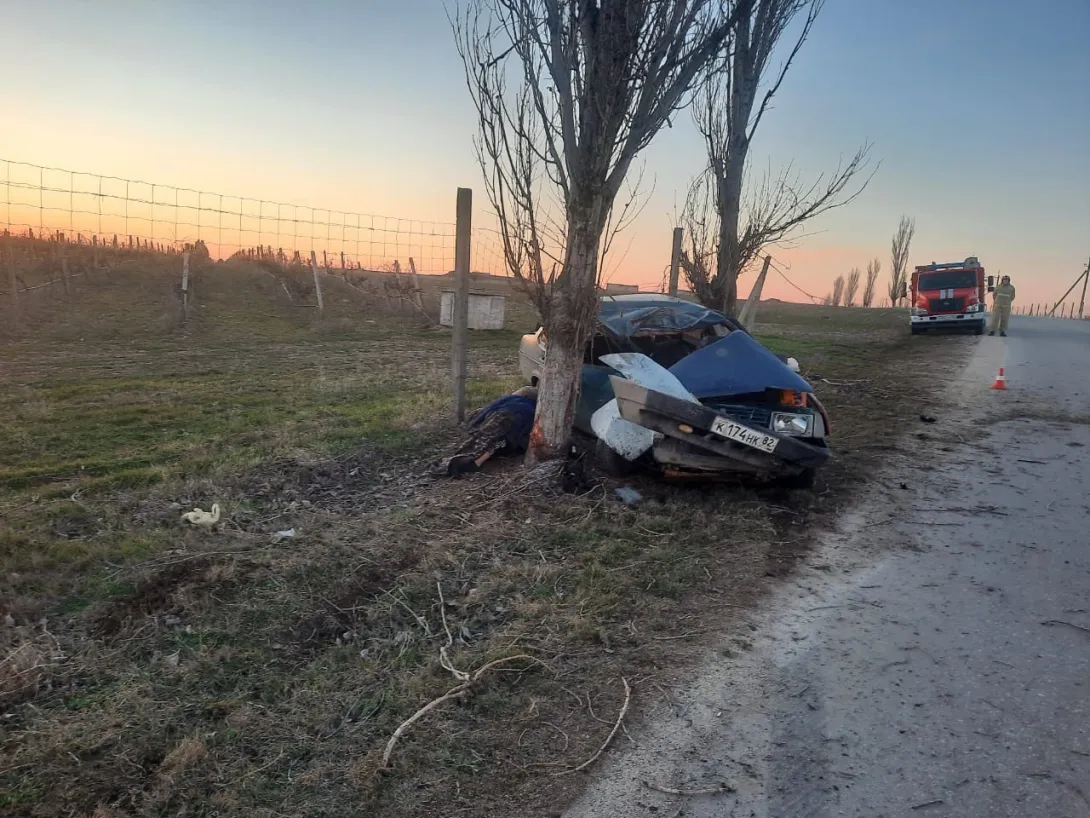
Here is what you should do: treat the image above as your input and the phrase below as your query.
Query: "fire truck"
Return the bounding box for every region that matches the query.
[909,257,995,335]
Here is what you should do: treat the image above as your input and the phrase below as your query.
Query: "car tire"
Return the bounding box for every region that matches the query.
[776,467,817,491]
[911,326,924,335]
[595,438,636,477]
[972,324,984,336]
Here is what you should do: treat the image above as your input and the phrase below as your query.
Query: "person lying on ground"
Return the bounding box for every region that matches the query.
[429,386,539,477]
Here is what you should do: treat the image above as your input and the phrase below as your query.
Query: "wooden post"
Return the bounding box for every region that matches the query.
[452,188,472,422]
[59,235,70,294]
[408,257,425,312]
[1078,260,1089,320]
[737,255,771,330]
[668,226,683,297]
[181,252,190,320]
[4,233,17,328]
[310,250,325,311]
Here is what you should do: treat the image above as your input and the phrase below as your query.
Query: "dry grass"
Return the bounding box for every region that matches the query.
[0,257,973,817]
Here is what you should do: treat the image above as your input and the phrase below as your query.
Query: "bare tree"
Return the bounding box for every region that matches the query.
[844,267,861,307]
[455,0,749,462]
[831,274,845,307]
[679,0,873,315]
[862,257,880,307]
[888,215,915,307]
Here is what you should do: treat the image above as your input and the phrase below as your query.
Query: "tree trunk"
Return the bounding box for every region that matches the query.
[715,148,746,315]
[527,208,605,464]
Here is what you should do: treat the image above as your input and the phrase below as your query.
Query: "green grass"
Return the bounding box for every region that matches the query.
[0,263,965,818]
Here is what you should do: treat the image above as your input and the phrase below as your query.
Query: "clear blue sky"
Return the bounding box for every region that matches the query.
[2,0,1087,302]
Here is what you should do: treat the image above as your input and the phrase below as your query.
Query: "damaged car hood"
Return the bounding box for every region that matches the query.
[667,332,813,399]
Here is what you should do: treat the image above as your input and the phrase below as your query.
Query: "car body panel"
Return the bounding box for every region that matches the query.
[591,352,701,461]
[667,331,813,399]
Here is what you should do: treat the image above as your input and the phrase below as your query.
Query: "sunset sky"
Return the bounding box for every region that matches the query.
[2,0,1088,305]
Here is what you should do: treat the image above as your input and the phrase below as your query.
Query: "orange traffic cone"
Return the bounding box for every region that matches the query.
[990,367,1008,390]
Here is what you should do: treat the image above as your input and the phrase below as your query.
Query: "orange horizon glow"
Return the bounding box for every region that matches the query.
[2,160,1082,309]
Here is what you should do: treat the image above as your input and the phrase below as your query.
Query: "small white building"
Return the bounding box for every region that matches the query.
[604,282,640,295]
[439,290,507,330]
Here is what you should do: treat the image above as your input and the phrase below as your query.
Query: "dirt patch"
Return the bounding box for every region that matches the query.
[90,558,211,640]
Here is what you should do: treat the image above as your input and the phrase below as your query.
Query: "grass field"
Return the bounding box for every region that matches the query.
[0,255,973,817]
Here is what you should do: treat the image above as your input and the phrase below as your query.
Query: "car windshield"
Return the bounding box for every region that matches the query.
[592,299,741,368]
[919,271,977,290]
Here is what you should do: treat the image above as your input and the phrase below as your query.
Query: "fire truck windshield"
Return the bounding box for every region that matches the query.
[918,270,978,291]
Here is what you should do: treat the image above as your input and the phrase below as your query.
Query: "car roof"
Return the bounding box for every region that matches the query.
[599,293,689,303]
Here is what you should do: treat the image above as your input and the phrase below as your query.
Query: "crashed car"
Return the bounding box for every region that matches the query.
[518,294,831,487]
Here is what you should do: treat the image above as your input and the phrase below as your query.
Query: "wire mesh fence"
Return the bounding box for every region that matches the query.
[1,158,509,278]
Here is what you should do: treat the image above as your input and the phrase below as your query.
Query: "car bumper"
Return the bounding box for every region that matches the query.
[609,377,830,477]
[910,313,986,326]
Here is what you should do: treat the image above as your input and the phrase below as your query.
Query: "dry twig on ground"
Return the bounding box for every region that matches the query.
[551,677,631,776]
[381,582,540,768]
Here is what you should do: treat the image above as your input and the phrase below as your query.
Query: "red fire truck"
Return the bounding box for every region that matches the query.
[909,257,995,335]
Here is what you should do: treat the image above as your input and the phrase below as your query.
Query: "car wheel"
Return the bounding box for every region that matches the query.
[595,438,636,477]
[776,467,817,490]
[911,326,924,336]
[973,324,984,336]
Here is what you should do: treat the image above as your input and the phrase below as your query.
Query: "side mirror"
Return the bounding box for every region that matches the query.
[987,275,995,292]
[900,283,908,299]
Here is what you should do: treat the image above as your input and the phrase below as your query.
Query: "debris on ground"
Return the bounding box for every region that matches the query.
[615,487,643,507]
[920,414,938,423]
[180,503,220,528]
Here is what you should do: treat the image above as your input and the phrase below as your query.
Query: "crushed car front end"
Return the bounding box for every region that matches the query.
[609,376,831,481]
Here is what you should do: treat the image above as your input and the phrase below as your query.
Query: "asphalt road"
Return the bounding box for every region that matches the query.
[566,315,1090,818]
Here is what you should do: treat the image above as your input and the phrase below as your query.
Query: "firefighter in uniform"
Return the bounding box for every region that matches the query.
[989,275,1016,336]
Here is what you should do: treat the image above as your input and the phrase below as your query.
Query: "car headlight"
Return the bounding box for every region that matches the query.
[966,303,983,313]
[912,307,929,316]
[771,412,813,436]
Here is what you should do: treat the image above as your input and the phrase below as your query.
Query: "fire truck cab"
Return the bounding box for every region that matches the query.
[909,257,995,335]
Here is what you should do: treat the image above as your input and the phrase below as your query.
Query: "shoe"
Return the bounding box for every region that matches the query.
[988,331,995,336]
[447,455,480,477]
[1000,332,1007,337]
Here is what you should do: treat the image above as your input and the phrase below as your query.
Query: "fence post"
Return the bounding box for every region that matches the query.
[181,251,191,321]
[668,226,683,297]
[452,188,472,422]
[408,257,425,312]
[4,233,17,328]
[59,234,70,294]
[1078,261,1089,320]
[737,255,771,330]
[310,250,325,311]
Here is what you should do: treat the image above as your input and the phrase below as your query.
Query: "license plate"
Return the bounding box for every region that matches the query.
[710,416,779,453]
